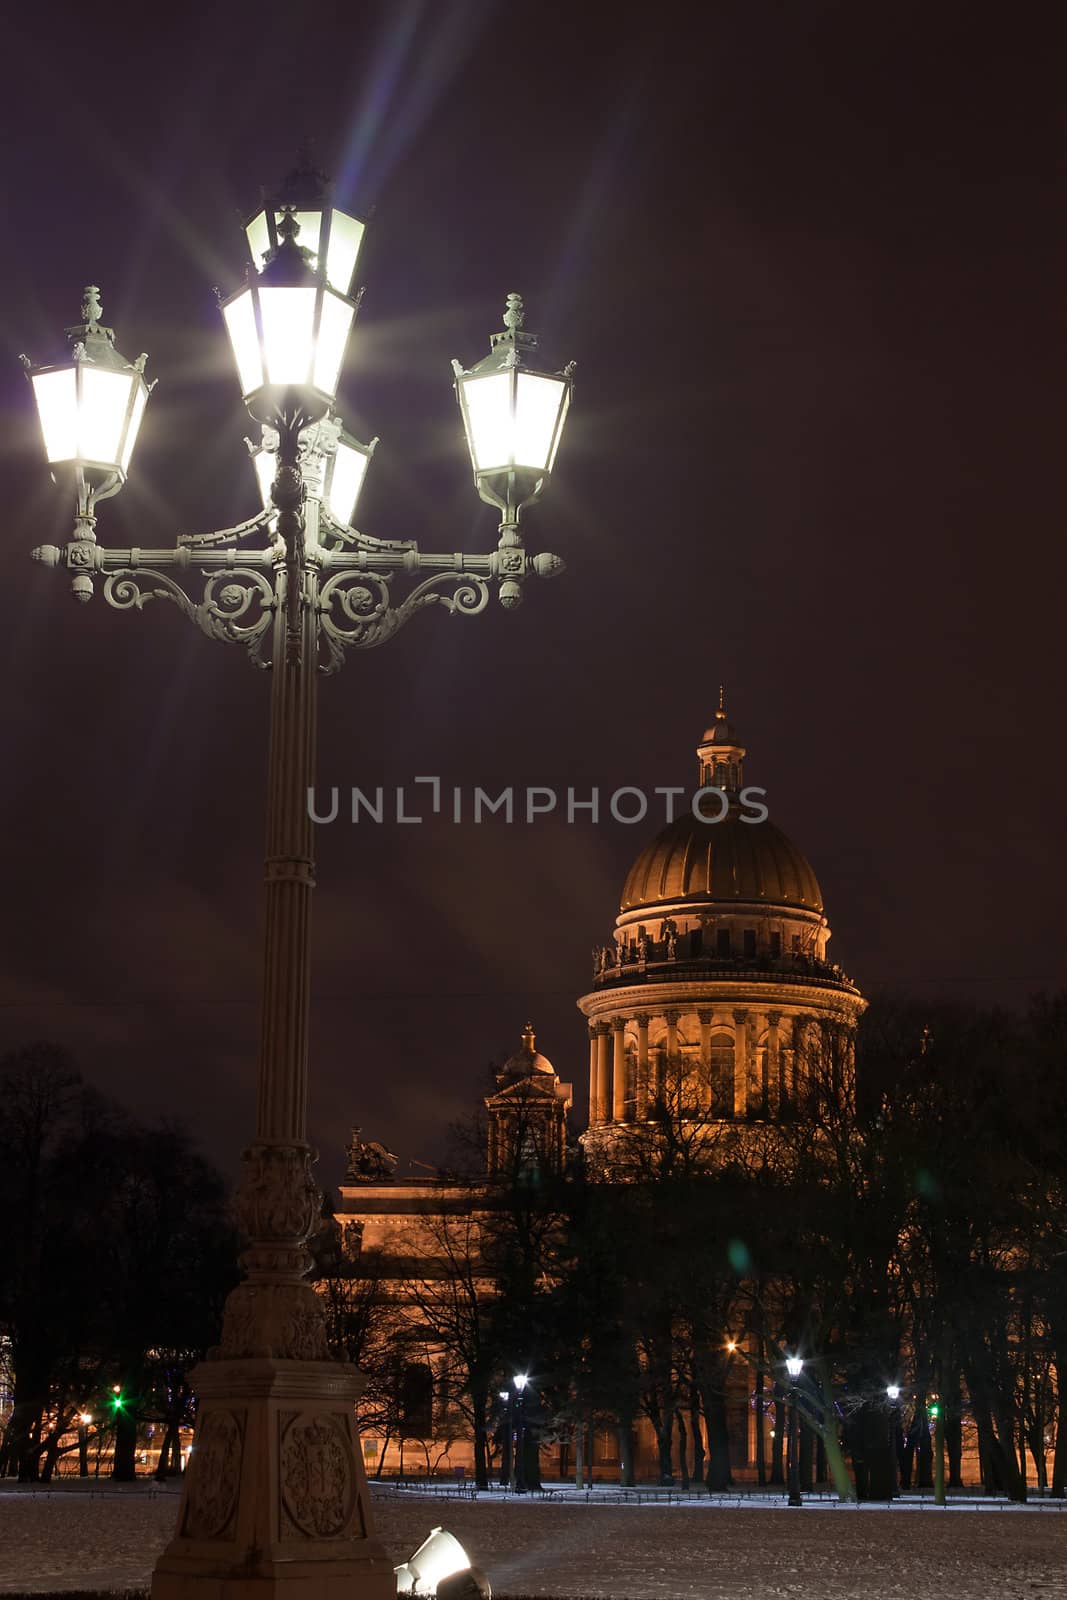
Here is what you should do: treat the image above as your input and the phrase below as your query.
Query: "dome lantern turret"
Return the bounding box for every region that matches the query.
[697,686,746,792]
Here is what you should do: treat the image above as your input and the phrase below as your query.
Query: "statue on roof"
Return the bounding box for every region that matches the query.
[345,1127,399,1182]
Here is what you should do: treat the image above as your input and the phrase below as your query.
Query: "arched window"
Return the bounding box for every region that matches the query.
[709,1033,734,1117]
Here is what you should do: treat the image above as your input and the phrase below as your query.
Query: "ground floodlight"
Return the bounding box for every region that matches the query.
[394,1527,491,1598]
[437,1569,492,1600]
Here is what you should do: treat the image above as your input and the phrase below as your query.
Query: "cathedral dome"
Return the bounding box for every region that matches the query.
[620,808,823,915]
[498,1023,557,1082]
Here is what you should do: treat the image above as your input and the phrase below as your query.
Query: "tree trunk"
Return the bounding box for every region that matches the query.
[675,1410,689,1489]
[946,1412,964,1490]
[704,1383,732,1491]
[915,1403,933,1489]
[1052,1358,1067,1497]
[754,1366,766,1487]
[799,1416,815,1493]
[472,1411,489,1490]
[112,1404,137,1482]
[574,1424,584,1488]
[690,1387,705,1488]
[40,1433,61,1483]
[770,1392,785,1484]
[155,1421,179,1481]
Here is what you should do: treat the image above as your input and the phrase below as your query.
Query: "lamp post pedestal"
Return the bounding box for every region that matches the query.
[151,1359,394,1600]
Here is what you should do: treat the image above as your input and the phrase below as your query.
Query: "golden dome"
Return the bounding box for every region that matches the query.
[620,809,823,914]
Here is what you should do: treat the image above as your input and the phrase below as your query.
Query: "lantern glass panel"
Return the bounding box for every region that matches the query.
[253,448,276,511]
[514,372,567,473]
[259,286,317,386]
[80,366,135,467]
[311,290,354,400]
[224,290,263,396]
[325,211,365,294]
[246,209,271,271]
[463,372,512,472]
[32,369,78,462]
[285,209,323,262]
[120,381,148,473]
[327,441,369,526]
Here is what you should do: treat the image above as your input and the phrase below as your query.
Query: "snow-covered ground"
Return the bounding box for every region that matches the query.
[1,1482,1065,1598]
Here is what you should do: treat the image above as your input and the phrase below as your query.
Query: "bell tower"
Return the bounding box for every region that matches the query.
[485,1024,572,1179]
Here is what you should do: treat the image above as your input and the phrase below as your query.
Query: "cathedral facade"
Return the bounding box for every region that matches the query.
[330,705,864,1481]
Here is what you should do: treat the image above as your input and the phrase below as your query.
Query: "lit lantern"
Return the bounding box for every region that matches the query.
[23,286,151,489]
[248,416,376,528]
[453,293,573,523]
[223,163,365,423]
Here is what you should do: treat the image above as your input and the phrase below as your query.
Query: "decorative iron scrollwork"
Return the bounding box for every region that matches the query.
[102,566,275,667]
[317,567,490,670]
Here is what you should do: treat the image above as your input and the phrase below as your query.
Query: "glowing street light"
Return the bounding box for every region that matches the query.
[247,415,377,531]
[222,169,366,426]
[453,293,574,540]
[886,1384,901,1402]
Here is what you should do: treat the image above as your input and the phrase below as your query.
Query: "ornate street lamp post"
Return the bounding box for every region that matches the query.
[512,1372,529,1494]
[785,1354,803,1507]
[20,161,573,1600]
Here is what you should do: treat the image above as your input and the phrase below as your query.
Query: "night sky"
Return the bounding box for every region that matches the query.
[2,0,1066,1184]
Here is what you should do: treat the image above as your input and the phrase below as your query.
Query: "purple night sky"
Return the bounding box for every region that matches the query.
[2,0,1066,1184]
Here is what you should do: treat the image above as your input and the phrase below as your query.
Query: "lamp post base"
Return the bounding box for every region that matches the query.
[151,1357,395,1600]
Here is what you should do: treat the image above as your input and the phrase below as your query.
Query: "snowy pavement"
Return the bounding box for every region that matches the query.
[0,1482,1065,1598]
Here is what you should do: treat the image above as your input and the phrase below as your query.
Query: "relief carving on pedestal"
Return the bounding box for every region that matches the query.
[279,1411,355,1539]
[235,1143,320,1246]
[217,1281,329,1361]
[181,1409,244,1541]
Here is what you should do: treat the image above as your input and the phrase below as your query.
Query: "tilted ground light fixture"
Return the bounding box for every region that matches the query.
[394,1528,491,1598]
[21,153,573,1600]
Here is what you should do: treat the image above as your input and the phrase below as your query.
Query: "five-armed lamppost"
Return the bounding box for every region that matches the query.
[20,160,573,1600]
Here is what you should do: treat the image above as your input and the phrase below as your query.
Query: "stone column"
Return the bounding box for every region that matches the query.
[733,1009,749,1117]
[596,1025,612,1125]
[665,1010,680,1108]
[767,1011,781,1116]
[588,1025,599,1126]
[635,1013,650,1120]
[698,1009,712,1113]
[612,1019,628,1123]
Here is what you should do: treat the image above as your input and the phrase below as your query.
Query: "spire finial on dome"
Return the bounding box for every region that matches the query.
[521,1021,536,1052]
[718,683,726,719]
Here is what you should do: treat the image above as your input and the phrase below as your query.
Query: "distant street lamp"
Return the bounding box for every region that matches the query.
[20,157,573,1600]
[785,1354,803,1508]
[497,1391,512,1488]
[513,1373,529,1495]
